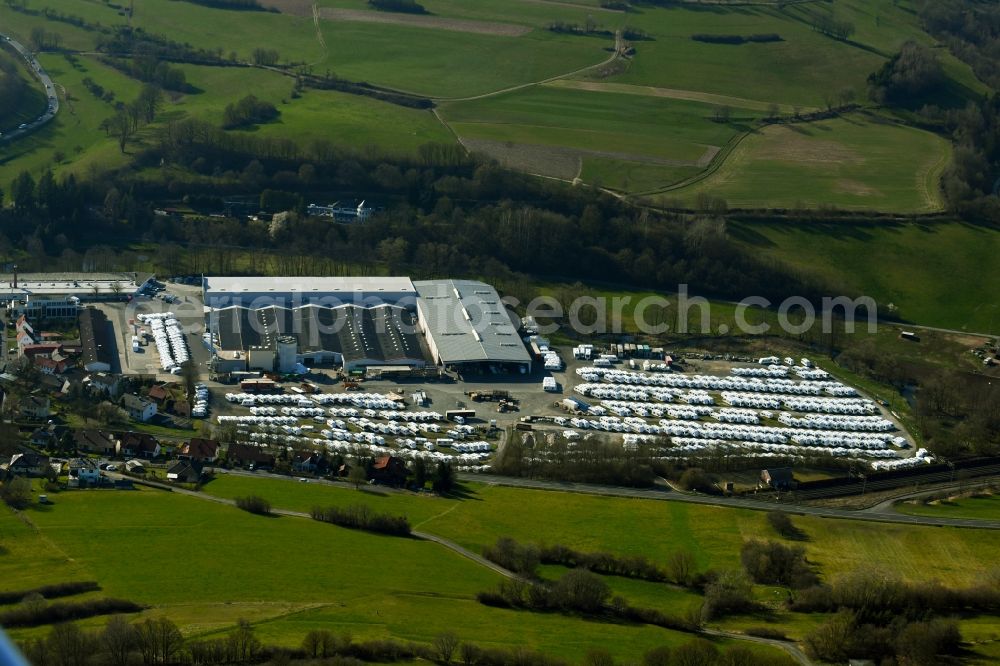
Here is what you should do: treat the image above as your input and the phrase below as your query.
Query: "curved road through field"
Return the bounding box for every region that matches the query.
[0,32,59,142]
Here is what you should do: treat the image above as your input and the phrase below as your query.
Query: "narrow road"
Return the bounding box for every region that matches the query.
[0,33,59,141]
[463,473,1000,529]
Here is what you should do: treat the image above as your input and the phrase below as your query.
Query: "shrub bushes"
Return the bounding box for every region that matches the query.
[701,570,756,620]
[538,543,667,582]
[235,495,272,515]
[766,510,806,540]
[482,537,540,577]
[367,0,426,13]
[310,504,411,536]
[222,95,280,130]
[0,581,100,605]
[691,33,782,44]
[0,598,143,628]
[740,540,818,589]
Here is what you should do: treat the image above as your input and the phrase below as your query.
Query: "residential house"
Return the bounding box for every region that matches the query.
[7,453,52,478]
[5,393,51,420]
[760,467,796,491]
[67,459,101,487]
[73,430,116,456]
[370,455,408,486]
[15,329,37,353]
[116,432,160,459]
[178,438,219,463]
[124,459,145,474]
[225,442,275,470]
[166,460,203,484]
[30,424,61,449]
[148,383,191,417]
[292,451,319,474]
[122,394,157,422]
[35,355,69,375]
[87,373,123,399]
[21,343,62,361]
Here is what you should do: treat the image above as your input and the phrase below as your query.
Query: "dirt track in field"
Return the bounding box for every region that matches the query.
[316,8,531,36]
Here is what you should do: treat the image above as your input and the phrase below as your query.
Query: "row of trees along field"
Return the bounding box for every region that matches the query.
[912,1,1000,224]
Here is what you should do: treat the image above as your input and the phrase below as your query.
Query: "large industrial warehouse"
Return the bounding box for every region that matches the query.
[202,276,417,309]
[414,279,531,373]
[204,277,531,374]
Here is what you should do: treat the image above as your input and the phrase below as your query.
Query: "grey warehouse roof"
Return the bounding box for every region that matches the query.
[414,280,531,365]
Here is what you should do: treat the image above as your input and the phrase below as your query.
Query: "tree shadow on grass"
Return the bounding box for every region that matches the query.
[441,482,483,502]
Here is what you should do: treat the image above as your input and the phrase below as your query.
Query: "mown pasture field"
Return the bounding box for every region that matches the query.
[728,219,1000,333]
[656,113,951,212]
[440,85,749,185]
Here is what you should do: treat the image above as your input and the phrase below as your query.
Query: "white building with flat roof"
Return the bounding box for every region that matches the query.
[202,276,417,310]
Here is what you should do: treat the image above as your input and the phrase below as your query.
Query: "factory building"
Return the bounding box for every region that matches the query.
[0,271,152,320]
[414,279,532,374]
[204,276,530,375]
[202,276,417,310]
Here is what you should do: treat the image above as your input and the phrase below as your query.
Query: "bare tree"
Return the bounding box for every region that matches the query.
[348,462,367,490]
[102,615,137,666]
[433,632,459,664]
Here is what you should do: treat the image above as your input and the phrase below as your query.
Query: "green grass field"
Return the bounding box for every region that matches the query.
[0,486,793,663]
[728,219,1000,333]
[202,476,999,588]
[440,85,749,186]
[0,53,140,184]
[655,113,951,212]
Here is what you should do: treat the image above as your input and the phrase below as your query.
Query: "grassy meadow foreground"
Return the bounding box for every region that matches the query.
[5,475,999,662]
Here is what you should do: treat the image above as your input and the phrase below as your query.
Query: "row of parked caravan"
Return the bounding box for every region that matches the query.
[311,392,405,409]
[192,383,209,418]
[870,448,933,470]
[721,392,784,410]
[667,437,902,460]
[712,408,759,424]
[732,365,791,378]
[781,397,875,415]
[788,430,896,449]
[575,383,678,402]
[777,412,895,432]
[225,393,314,407]
[577,366,835,395]
[139,312,189,373]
